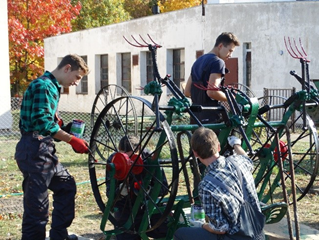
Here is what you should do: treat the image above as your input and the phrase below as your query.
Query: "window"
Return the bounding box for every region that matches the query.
[173,49,185,88]
[146,52,154,83]
[76,56,88,94]
[122,53,131,93]
[133,55,139,66]
[100,54,108,89]
[243,43,252,88]
[196,50,204,59]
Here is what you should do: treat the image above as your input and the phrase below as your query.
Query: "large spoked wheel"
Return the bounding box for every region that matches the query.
[283,110,319,201]
[90,84,132,130]
[250,95,289,144]
[89,96,179,234]
[91,86,137,161]
[251,96,319,204]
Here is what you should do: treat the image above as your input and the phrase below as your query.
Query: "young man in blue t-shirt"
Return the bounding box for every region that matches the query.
[184,32,240,124]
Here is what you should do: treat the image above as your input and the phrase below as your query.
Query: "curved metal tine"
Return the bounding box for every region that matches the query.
[123,36,144,48]
[139,34,150,45]
[147,34,162,48]
[293,38,304,58]
[299,38,309,61]
[130,35,148,47]
[123,35,148,47]
[284,36,297,59]
[288,37,301,58]
[193,83,208,90]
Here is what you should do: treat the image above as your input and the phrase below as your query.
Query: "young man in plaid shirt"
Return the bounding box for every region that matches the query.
[174,127,264,240]
[15,54,89,240]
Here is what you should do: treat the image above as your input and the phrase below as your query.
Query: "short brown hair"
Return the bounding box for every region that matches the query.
[191,127,219,159]
[214,32,240,48]
[118,135,140,153]
[58,54,89,75]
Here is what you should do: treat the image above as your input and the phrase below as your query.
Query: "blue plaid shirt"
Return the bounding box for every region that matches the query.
[198,155,261,235]
[19,71,61,136]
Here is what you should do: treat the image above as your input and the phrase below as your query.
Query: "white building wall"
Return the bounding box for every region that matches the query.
[208,0,294,3]
[44,1,319,113]
[0,0,13,129]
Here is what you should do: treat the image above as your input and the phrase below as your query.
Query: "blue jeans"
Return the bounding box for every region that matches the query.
[174,227,265,240]
[174,227,226,240]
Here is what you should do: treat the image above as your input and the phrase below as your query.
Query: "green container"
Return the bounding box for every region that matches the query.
[70,119,85,138]
[191,204,205,221]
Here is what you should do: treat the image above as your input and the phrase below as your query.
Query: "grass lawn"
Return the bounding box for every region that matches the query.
[0,139,318,240]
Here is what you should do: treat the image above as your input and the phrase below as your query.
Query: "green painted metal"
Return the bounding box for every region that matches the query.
[261,202,288,224]
[97,88,317,239]
[90,41,319,240]
[97,89,313,239]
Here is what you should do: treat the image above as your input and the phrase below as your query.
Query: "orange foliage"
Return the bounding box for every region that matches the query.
[8,0,81,95]
[158,0,206,13]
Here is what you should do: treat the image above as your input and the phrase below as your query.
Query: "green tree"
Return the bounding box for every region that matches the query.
[71,0,131,31]
[123,0,153,19]
[8,0,81,96]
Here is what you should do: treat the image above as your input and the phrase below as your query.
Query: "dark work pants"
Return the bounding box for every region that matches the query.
[15,135,76,240]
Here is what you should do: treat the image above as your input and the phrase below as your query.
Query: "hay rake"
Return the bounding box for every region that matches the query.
[87,35,319,239]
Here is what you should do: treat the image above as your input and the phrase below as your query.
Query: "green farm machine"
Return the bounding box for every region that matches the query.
[88,36,319,240]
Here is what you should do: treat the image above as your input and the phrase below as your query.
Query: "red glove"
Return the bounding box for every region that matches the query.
[57,119,63,127]
[68,135,89,154]
[55,112,64,127]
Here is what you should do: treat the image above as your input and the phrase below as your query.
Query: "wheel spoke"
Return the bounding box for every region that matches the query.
[251,95,319,204]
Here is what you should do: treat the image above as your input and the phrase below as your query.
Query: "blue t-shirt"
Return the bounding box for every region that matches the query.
[191,53,225,86]
[190,53,225,124]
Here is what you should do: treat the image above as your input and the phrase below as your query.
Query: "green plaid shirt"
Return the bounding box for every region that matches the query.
[19,71,61,136]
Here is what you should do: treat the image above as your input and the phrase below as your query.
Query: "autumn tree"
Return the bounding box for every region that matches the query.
[158,0,206,13]
[8,0,207,96]
[71,0,131,31]
[72,0,206,31]
[123,0,153,19]
[123,0,206,18]
[8,0,81,96]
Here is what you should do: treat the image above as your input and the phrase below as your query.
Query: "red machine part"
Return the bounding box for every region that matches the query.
[264,140,288,162]
[111,152,144,180]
